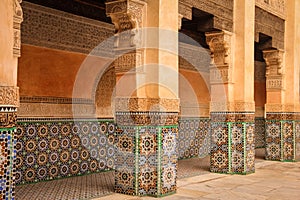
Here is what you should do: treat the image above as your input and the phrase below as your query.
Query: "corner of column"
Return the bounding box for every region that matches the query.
[114,97,179,197]
[209,102,255,175]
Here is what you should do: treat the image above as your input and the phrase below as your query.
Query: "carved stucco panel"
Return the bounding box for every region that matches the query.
[0,86,19,107]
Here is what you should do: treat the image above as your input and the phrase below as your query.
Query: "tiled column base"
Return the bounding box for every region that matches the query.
[296,121,300,161]
[115,112,178,197]
[210,112,255,174]
[0,108,17,199]
[266,113,298,161]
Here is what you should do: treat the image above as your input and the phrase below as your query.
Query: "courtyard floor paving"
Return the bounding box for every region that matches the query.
[94,159,300,200]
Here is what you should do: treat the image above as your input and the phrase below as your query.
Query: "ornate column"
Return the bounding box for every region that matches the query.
[106,0,179,196]
[263,50,297,161]
[206,0,256,174]
[0,0,22,199]
[206,31,255,174]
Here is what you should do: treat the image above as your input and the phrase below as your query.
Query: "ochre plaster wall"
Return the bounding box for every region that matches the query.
[179,69,209,104]
[18,44,85,98]
[18,44,111,99]
[179,69,210,117]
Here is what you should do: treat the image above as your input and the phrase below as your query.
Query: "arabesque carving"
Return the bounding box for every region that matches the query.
[0,86,19,107]
[114,50,143,73]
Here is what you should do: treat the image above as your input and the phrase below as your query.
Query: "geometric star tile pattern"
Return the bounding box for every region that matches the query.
[178,118,210,159]
[114,125,178,197]
[15,119,115,185]
[0,128,15,200]
[265,119,296,161]
[255,118,265,148]
[211,118,255,174]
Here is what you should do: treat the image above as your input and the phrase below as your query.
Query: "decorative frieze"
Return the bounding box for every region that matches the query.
[18,103,95,118]
[205,31,233,84]
[115,98,180,113]
[18,96,96,118]
[0,109,17,128]
[265,104,298,113]
[255,0,286,19]
[210,101,255,113]
[20,96,93,104]
[116,112,178,126]
[21,2,114,56]
[114,50,143,73]
[179,42,210,72]
[210,112,255,123]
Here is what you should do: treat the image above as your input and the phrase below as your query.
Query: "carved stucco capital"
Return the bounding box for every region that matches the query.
[106,0,146,48]
[263,49,284,76]
[263,49,284,90]
[205,31,233,84]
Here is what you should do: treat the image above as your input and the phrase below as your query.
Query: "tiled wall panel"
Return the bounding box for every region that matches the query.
[15,119,115,185]
[178,118,210,159]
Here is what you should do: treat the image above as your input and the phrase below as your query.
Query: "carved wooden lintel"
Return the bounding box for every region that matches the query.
[255,0,286,19]
[179,0,192,20]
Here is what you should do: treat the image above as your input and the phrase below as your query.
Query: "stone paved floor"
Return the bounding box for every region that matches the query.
[15,171,114,200]
[15,156,210,200]
[95,157,300,200]
[17,148,297,200]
